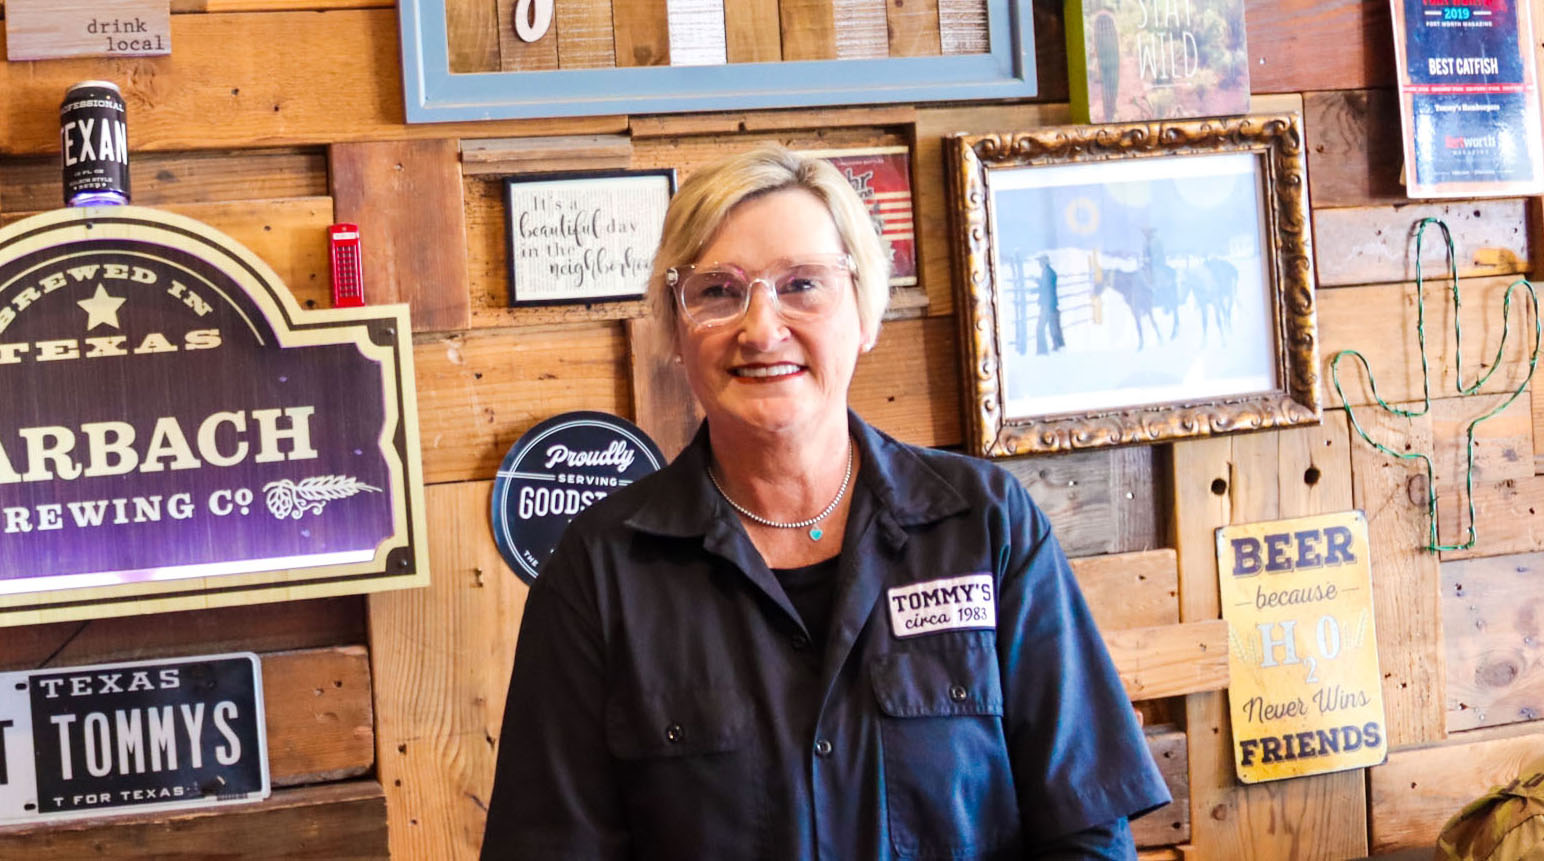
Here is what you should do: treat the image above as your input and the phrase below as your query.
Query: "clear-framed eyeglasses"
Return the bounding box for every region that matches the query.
[666,253,856,329]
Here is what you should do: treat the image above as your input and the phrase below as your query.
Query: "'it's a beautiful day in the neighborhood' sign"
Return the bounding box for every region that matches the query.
[1216,511,1388,783]
[0,207,428,626]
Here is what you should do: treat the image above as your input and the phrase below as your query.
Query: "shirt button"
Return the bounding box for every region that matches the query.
[665,723,684,743]
[949,684,969,702]
[814,738,833,757]
[791,633,811,650]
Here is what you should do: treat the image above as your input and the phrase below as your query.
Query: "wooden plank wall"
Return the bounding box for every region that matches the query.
[2,0,1542,857]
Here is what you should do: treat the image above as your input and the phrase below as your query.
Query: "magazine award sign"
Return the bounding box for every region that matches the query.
[491,412,664,584]
[0,207,428,626]
[1216,511,1388,783]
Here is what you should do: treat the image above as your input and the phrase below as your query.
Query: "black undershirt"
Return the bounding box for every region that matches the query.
[771,555,840,652]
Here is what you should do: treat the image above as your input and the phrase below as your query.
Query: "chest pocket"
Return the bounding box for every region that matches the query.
[604,687,766,858]
[871,638,1020,859]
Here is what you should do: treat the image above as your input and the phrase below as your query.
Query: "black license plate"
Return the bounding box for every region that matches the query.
[0,653,269,824]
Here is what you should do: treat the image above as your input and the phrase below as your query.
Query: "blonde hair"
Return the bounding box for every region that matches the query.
[647,144,890,344]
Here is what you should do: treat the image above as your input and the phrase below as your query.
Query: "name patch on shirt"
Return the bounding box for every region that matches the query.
[886,573,996,638]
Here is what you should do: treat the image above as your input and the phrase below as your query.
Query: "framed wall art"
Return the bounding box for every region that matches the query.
[505,169,675,306]
[398,0,1036,123]
[946,113,1320,456]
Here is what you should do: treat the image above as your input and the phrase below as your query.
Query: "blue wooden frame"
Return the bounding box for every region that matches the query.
[399,1,1037,123]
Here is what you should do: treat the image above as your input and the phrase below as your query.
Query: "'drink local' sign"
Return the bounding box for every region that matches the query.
[1216,511,1388,783]
[0,207,428,625]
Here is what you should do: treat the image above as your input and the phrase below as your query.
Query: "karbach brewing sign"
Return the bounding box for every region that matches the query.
[0,207,428,625]
[0,653,268,824]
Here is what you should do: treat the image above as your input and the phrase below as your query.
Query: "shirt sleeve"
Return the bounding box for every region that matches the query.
[993,481,1173,841]
[1031,817,1138,860]
[481,535,629,861]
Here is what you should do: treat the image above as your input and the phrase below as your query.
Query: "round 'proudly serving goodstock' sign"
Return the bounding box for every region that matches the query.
[491,411,664,583]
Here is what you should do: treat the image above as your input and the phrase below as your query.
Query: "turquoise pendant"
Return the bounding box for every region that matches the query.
[809,527,824,541]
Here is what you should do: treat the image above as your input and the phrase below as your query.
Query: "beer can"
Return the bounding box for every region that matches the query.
[60,81,131,207]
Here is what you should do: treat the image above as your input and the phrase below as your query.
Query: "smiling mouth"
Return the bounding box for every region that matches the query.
[730,362,804,380]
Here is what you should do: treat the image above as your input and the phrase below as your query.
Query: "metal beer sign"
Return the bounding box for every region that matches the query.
[1216,511,1388,783]
[0,207,428,625]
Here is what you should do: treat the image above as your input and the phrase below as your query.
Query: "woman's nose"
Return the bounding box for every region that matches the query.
[738,282,787,348]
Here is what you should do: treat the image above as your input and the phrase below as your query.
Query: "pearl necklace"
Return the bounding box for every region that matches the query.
[708,443,854,541]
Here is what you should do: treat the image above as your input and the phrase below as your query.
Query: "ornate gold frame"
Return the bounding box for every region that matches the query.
[946,113,1320,457]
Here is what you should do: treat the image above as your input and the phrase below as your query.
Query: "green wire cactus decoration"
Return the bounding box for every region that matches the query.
[1330,217,1542,552]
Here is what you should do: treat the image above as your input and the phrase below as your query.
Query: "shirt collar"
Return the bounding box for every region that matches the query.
[624,411,969,538]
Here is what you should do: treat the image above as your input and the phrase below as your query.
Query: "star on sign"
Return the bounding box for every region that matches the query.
[77,285,126,331]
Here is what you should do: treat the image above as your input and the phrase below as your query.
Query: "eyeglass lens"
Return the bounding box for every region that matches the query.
[679,261,848,326]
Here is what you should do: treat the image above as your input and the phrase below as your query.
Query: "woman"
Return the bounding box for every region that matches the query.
[482,145,1170,859]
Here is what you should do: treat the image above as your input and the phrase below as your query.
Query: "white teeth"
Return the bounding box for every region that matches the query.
[732,363,801,378]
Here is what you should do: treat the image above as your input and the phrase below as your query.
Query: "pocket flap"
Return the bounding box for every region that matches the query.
[871,642,1004,718]
[605,687,748,759]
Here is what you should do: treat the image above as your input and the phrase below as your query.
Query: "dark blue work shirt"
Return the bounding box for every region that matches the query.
[482,414,1170,859]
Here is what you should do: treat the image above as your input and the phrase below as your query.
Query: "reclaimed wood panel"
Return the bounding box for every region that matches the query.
[1433,394,1535,548]
[780,0,838,60]
[1,196,334,312]
[447,0,501,72]
[499,0,561,71]
[725,0,782,62]
[0,10,628,156]
[1442,552,1544,732]
[1106,620,1230,701]
[1069,548,1180,632]
[371,481,526,860]
[1001,445,1160,558]
[849,315,960,447]
[627,104,915,138]
[1320,277,1540,408]
[173,0,388,10]
[0,148,328,212]
[1277,410,1356,520]
[2,597,365,671]
[937,0,987,53]
[415,325,630,484]
[459,134,632,176]
[1221,429,1370,858]
[666,0,728,66]
[1314,201,1532,288]
[555,0,617,68]
[1171,437,1246,858]
[330,139,471,332]
[265,646,375,787]
[1304,89,1405,209]
[627,316,701,460]
[614,0,671,66]
[887,0,941,56]
[1245,0,1394,93]
[833,0,888,59]
[1439,474,1544,562]
[1134,728,1191,848]
[0,781,388,859]
[1349,402,1446,747]
[1369,727,1544,853]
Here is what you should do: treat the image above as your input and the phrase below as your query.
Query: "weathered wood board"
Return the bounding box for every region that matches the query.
[330,138,471,332]
[1441,552,1544,733]
[1314,201,1532,288]
[1069,548,1180,632]
[3,598,365,671]
[1001,444,1161,558]
[1369,727,1544,853]
[370,481,527,860]
[0,781,388,858]
[1348,402,1446,747]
